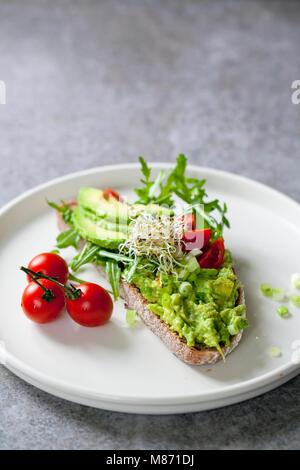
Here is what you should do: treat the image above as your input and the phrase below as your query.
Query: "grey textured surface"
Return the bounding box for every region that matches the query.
[0,0,299,450]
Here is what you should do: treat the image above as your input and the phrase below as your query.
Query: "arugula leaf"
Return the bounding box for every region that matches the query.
[134,154,231,239]
[97,249,132,264]
[56,228,80,249]
[135,158,174,207]
[167,154,230,239]
[122,258,139,282]
[153,171,174,206]
[69,242,99,272]
[105,260,121,301]
[47,199,73,224]
[134,157,153,204]
[139,156,151,180]
[148,170,166,198]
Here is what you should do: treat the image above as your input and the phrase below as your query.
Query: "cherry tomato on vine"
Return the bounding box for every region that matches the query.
[21,279,65,324]
[27,252,69,284]
[66,283,113,327]
[197,238,225,269]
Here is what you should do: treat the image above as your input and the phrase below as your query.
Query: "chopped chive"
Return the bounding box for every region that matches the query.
[290,294,300,308]
[270,347,281,358]
[260,283,274,297]
[126,310,136,325]
[276,305,289,317]
[273,287,285,302]
[291,273,300,290]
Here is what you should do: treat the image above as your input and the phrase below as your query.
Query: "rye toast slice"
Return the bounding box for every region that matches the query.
[57,201,246,365]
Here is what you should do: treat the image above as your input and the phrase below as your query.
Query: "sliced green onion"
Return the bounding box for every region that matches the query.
[276,305,289,317]
[178,268,189,280]
[273,287,286,302]
[260,283,286,301]
[270,347,281,358]
[260,283,274,297]
[170,293,181,306]
[185,256,199,273]
[291,273,300,290]
[228,324,238,336]
[126,310,136,325]
[179,282,193,297]
[290,294,300,307]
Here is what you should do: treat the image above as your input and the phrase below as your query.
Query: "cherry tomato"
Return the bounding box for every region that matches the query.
[182,228,211,252]
[66,283,113,327]
[197,238,225,269]
[27,252,69,284]
[104,187,122,201]
[21,279,65,324]
[182,214,195,231]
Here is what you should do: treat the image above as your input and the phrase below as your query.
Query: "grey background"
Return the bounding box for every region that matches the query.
[0,0,299,450]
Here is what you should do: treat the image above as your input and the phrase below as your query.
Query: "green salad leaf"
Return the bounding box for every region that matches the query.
[47,199,73,224]
[69,242,100,272]
[134,154,230,239]
[134,157,171,206]
[105,260,121,301]
[56,228,80,249]
[97,249,132,264]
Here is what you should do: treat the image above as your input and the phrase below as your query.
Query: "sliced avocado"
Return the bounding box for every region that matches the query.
[72,206,126,249]
[78,187,130,224]
[132,203,173,217]
[80,207,128,233]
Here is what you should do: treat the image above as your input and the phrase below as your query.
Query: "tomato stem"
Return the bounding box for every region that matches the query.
[22,269,56,302]
[20,266,82,300]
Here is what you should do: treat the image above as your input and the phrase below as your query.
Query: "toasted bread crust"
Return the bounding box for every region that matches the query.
[57,201,246,365]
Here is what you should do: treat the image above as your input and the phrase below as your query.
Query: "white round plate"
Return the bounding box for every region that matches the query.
[0,164,299,414]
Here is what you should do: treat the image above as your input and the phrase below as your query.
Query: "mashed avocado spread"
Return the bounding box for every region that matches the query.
[123,250,248,351]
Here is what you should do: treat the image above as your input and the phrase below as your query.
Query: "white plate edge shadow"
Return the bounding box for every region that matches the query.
[5,361,300,414]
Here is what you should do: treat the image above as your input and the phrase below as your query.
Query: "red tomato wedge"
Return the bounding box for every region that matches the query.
[182,228,211,252]
[104,187,122,201]
[197,238,225,269]
[182,214,196,231]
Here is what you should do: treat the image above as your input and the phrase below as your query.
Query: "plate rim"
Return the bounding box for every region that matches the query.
[0,162,299,409]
